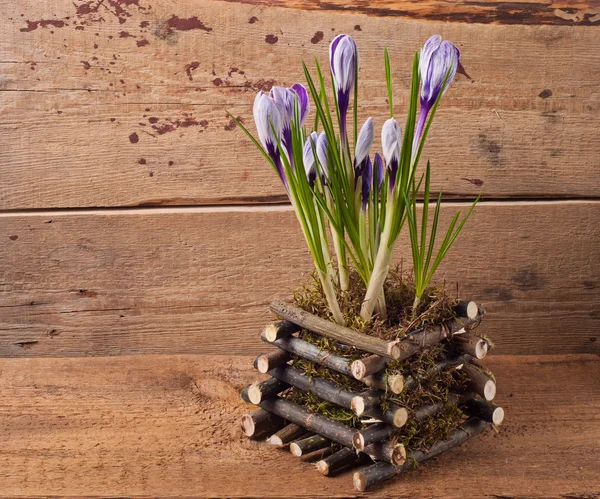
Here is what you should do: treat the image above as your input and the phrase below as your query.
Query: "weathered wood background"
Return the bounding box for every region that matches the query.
[1,1,599,358]
[1,2,600,498]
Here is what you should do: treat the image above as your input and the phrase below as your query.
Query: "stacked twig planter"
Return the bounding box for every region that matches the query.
[240,299,503,491]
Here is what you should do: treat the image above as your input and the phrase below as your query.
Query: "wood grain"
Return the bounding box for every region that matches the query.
[0,353,598,497]
[1,0,599,209]
[218,1,600,26]
[1,201,598,358]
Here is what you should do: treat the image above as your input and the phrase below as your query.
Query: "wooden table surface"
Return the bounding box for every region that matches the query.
[1,353,598,497]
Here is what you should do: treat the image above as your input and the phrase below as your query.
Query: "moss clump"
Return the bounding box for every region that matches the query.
[279,266,482,454]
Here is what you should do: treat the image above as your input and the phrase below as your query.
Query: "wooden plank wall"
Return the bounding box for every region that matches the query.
[1,0,599,357]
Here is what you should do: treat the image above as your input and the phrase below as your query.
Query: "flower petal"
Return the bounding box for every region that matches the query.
[354,117,374,167]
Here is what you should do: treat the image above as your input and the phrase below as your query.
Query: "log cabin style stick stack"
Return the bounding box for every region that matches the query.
[240,299,503,491]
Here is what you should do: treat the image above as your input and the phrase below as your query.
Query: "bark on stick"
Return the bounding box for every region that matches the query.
[270,300,401,360]
[316,447,361,476]
[453,300,480,320]
[364,441,407,466]
[454,333,488,360]
[463,364,496,401]
[462,397,504,425]
[268,365,356,411]
[256,349,291,374]
[362,371,404,394]
[352,423,394,452]
[261,332,353,377]
[290,434,330,457]
[240,408,285,438]
[246,378,289,405]
[353,418,491,491]
[258,397,356,448]
[268,423,306,447]
[263,320,301,342]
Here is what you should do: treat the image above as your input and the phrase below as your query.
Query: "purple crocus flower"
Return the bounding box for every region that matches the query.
[291,83,310,125]
[253,91,285,184]
[269,86,296,164]
[413,35,460,154]
[330,34,357,143]
[354,117,374,184]
[361,155,372,210]
[373,152,384,191]
[316,132,330,184]
[303,131,319,187]
[269,84,310,165]
[382,118,402,191]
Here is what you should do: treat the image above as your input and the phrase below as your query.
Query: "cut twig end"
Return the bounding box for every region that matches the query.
[388,374,404,394]
[351,396,365,416]
[484,380,496,401]
[353,471,367,492]
[493,407,505,426]
[393,407,409,428]
[289,442,302,457]
[316,460,329,476]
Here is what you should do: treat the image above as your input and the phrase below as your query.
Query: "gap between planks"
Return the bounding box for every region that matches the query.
[0,199,598,217]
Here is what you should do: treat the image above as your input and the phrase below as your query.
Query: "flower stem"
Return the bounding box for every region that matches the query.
[317,268,346,326]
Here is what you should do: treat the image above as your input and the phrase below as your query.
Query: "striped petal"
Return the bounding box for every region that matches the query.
[354,117,374,167]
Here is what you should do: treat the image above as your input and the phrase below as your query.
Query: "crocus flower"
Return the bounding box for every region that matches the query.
[413,35,460,153]
[361,155,372,210]
[373,152,384,191]
[354,117,374,183]
[270,86,296,164]
[330,34,357,143]
[382,118,402,191]
[253,91,285,184]
[291,83,310,125]
[303,131,319,187]
[316,132,330,183]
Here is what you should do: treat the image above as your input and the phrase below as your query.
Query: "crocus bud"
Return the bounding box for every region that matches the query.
[270,86,296,164]
[329,34,357,142]
[373,152,384,191]
[316,132,330,183]
[303,131,319,187]
[354,117,374,168]
[382,118,402,191]
[291,83,310,126]
[414,35,460,154]
[361,155,372,210]
[253,91,285,183]
[419,35,460,109]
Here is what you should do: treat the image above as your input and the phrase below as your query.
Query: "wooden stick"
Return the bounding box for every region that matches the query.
[245,378,289,405]
[404,354,472,391]
[270,300,401,360]
[412,394,460,422]
[268,365,356,411]
[362,371,404,394]
[351,355,388,380]
[364,441,407,466]
[462,364,496,401]
[240,408,285,438]
[316,447,361,476]
[300,446,334,462]
[263,320,301,342]
[352,423,393,452]
[364,405,409,428]
[261,332,353,377]
[453,300,480,320]
[353,418,490,491]
[256,349,291,374]
[454,333,488,360]
[258,397,356,448]
[351,390,384,416]
[462,397,505,425]
[352,317,480,381]
[267,423,306,447]
[290,434,330,457]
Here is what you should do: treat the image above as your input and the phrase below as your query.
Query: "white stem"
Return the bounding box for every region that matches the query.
[327,193,348,291]
[317,268,346,326]
[374,288,387,320]
[360,198,395,321]
[316,203,337,285]
[412,295,421,319]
